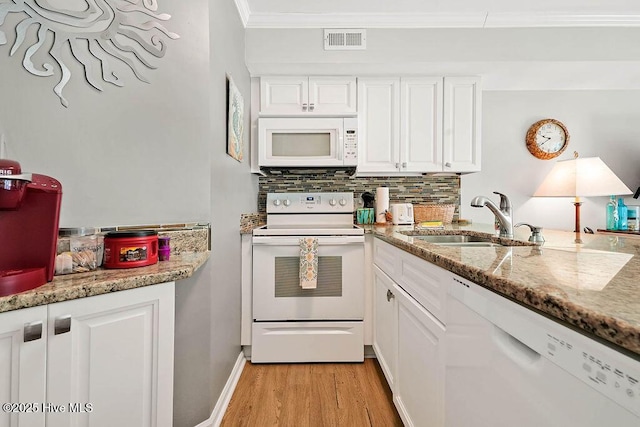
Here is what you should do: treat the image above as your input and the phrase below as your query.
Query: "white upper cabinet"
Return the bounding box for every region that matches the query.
[357,78,401,173]
[309,77,358,115]
[259,76,308,115]
[443,77,482,172]
[401,77,443,173]
[260,76,357,116]
[357,76,481,174]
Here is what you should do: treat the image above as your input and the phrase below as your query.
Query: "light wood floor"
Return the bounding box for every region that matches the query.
[220,358,403,427]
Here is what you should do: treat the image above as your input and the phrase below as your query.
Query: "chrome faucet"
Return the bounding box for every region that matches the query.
[471,191,513,239]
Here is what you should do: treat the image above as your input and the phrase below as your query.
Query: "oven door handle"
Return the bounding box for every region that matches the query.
[252,236,364,246]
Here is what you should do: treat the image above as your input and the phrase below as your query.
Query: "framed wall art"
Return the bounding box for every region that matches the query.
[226,76,244,162]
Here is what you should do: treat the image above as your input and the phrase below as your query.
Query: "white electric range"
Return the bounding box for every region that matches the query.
[251,192,365,363]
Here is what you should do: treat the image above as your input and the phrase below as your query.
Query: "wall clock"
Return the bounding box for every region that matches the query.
[525,119,570,160]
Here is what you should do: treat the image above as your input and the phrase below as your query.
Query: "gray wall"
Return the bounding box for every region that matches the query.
[245,28,640,90]
[0,1,210,227]
[175,0,257,425]
[203,0,257,425]
[461,90,640,231]
[245,27,640,232]
[0,1,256,425]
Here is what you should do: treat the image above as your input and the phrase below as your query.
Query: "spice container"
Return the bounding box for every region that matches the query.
[104,230,158,268]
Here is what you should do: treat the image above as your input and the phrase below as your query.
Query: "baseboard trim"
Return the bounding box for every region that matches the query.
[364,345,376,358]
[194,352,246,427]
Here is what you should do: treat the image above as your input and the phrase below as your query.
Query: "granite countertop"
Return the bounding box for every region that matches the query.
[0,227,210,314]
[371,223,640,359]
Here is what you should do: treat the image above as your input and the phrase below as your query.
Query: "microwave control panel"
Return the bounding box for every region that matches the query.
[344,116,358,163]
[344,128,357,161]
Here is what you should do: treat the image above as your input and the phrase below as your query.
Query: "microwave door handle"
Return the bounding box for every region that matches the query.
[337,131,343,161]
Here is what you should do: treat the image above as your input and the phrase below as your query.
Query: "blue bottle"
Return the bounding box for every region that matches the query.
[606,196,618,230]
[617,198,628,231]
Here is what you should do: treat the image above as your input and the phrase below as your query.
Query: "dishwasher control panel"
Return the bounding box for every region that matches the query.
[544,330,640,418]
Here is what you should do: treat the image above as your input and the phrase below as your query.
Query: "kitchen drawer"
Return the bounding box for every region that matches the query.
[396,248,448,324]
[251,321,364,363]
[373,238,447,324]
[373,238,397,277]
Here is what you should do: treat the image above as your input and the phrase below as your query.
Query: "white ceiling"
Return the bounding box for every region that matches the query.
[234,0,640,28]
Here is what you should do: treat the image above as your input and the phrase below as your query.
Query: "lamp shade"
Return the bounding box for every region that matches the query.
[534,157,632,197]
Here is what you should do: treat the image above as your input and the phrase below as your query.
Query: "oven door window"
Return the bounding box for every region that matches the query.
[252,237,364,321]
[274,256,342,297]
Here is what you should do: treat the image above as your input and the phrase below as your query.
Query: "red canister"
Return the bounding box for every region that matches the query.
[103,230,158,269]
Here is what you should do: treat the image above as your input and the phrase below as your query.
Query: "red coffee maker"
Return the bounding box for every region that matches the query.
[0,159,62,296]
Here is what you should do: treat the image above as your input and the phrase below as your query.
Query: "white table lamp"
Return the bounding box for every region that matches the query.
[533,154,632,243]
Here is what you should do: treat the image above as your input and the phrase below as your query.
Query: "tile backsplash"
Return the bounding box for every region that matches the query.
[258,172,461,219]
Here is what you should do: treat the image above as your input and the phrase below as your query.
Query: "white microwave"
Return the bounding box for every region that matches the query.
[258,117,358,167]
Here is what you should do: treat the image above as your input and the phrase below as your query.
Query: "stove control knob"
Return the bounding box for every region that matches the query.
[329,199,337,206]
[339,198,347,206]
[273,199,281,207]
[283,199,291,207]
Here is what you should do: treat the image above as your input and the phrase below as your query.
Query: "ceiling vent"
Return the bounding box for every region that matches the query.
[324,29,366,50]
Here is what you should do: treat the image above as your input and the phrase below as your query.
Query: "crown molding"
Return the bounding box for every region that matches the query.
[485,13,640,28]
[233,0,251,28]
[246,12,487,29]
[244,11,640,29]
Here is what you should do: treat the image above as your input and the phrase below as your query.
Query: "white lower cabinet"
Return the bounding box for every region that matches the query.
[372,266,397,390]
[395,284,445,427]
[373,238,446,427]
[0,306,48,427]
[0,282,174,427]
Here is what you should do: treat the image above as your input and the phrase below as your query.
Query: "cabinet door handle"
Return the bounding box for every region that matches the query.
[309,103,315,111]
[54,315,72,335]
[395,162,400,169]
[445,162,452,168]
[24,321,43,342]
[402,162,407,168]
[386,289,395,302]
[302,103,308,111]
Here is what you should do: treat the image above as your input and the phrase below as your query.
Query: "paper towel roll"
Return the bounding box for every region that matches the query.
[376,187,389,224]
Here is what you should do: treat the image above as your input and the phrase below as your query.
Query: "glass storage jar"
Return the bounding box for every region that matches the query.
[627,206,639,232]
[57,227,104,274]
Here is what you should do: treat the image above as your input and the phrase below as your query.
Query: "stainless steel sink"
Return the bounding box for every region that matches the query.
[411,235,493,244]
[407,234,506,247]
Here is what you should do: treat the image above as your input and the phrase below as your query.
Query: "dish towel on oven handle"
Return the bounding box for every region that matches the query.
[299,237,319,289]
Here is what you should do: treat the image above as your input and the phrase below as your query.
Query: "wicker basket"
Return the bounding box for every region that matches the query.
[413,204,455,224]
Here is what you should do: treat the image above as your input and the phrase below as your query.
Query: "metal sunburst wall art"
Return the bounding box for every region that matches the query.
[0,0,179,107]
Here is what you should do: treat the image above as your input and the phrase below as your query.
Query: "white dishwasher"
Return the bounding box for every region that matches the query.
[446,275,640,427]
